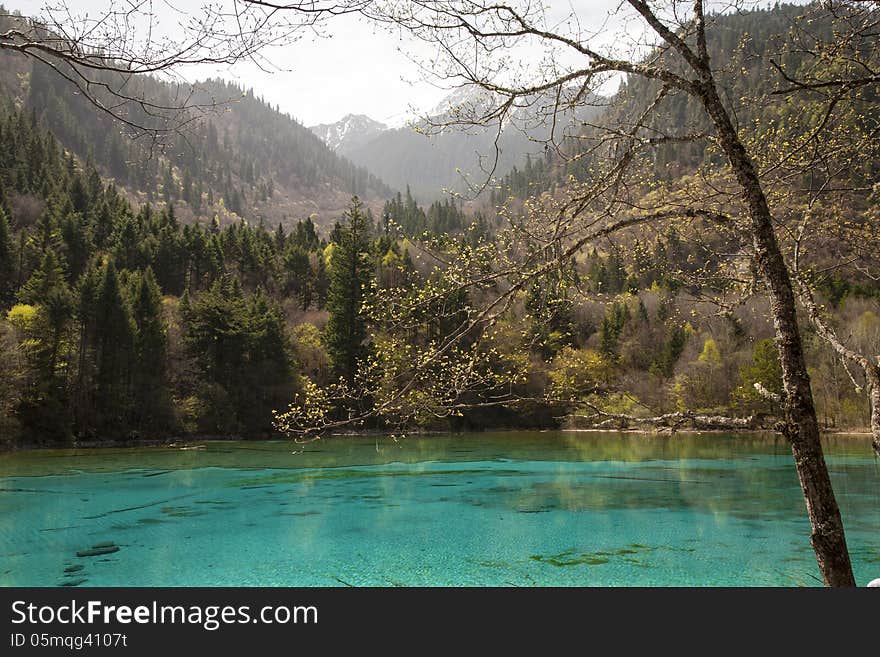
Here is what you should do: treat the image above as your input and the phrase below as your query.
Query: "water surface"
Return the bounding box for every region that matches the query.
[1,432,878,586]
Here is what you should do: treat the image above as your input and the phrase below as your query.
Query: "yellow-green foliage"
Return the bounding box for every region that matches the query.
[273,377,331,436]
[176,395,203,435]
[853,311,880,354]
[292,322,324,349]
[322,242,337,267]
[698,338,722,367]
[6,304,39,330]
[5,304,44,356]
[381,248,403,269]
[590,392,641,417]
[548,347,612,400]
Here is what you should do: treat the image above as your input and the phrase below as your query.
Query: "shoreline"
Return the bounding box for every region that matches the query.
[1,426,874,453]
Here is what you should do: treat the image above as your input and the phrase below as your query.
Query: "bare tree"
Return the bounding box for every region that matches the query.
[5,0,873,585]
[764,1,880,455]
[266,0,871,586]
[0,0,363,145]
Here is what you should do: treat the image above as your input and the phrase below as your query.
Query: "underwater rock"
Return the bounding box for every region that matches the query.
[529,550,610,567]
[58,578,88,587]
[76,544,120,557]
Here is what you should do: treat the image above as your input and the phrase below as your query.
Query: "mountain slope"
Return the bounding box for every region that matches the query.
[491,3,880,204]
[0,12,391,231]
[335,86,603,201]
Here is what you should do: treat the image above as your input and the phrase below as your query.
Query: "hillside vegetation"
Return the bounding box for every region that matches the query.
[1,3,878,446]
[0,8,391,230]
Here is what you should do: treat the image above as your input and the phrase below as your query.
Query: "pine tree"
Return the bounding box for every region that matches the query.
[654,323,687,377]
[599,301,630,358]
[325,197,373,383]
[72,261,101,433]
[129,267,170,432]
[18,249,67,304]
[283,246,313,309]
[94,261,133,431]
[60,211,92,280]
[27,201,64,261]
[11,251,73,441]
[182,278,247,432]
[274,222,286,251]
[294,217,320,251]
[0,205,14,304]
[313,254,329,309]
[239,290,292,431]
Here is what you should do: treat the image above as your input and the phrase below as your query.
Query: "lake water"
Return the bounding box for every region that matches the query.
[1,432,878,586]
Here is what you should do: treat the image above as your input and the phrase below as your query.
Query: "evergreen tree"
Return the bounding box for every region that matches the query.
[313,254,330,309]
[294,217,320,251]
[182,277,293,433]
[599,301,630,358]
[94,261,133,431]
[27,201,65,262]
[652,323,687,377]
[60,211,92,280]
[11,251,73,441]
[239,289,292,431]
[72,261,101,433]
[283,246,313,309]
[325,197,373,383]
[0,205,14,304]
[735,338,785,412]
[129,267,170,432]
[18,249,67,304]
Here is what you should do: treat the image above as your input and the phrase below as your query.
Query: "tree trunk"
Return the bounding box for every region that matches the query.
[867,366,880,457]
[792,260,880,457]
[698,81,856,586]
[570,409,772,431]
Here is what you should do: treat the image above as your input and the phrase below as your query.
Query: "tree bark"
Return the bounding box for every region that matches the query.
[795,273,880,457]
[869,368,880,456]
[570,409,772,432]
[697,80,856,586]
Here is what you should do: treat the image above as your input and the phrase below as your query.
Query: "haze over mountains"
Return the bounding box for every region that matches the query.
[310,87,604,201]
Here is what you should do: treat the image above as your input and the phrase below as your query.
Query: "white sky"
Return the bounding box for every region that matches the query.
[3,1,790,127]
[4,0,627,126]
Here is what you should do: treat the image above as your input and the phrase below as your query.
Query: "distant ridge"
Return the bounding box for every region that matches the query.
[0,10,392,231]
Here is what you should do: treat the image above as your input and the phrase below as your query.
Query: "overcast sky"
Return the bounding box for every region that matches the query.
[4,1,789,127]
[4,0,632,126]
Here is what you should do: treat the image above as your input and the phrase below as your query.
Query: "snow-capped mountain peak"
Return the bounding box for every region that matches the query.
[309,114,389,154]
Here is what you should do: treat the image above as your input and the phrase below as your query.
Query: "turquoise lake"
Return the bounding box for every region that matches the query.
[1,432,878,586]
